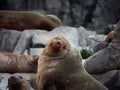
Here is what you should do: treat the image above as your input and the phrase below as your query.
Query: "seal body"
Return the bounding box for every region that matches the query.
[0,51,39,73]
[0,10,61,31]
[36,35,108,90]
[8,75,34,90]
[93,30,114,53]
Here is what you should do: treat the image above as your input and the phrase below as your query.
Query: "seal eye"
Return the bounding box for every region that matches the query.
[63,45,66,49]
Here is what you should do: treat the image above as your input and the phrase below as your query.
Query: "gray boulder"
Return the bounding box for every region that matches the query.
[29,48,44,55]
[77,26,96,47]
[13,30,46,54]
[84,22,120,74]
[88,34,106,42]
[92,70,120,90]
[88,34,106,50]
[92,0,120,30]
[13,26,78,54]
[0,73,10,90]
[32,26,79,49]
[0,30,21,52]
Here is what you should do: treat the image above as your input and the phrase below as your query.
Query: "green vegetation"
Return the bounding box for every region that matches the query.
[96,29,105,35]
[80,49,93,59]
[39,44,46,48]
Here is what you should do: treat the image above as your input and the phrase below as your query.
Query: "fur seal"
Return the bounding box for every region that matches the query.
[93,30,114,53]
[105,30,114,43]
[0,10,61,31]
[0,51,39,73]
[8,75,34,90]
[36,35,108,90]
[84,21,120,74]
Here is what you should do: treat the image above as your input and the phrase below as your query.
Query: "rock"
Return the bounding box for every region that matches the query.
[84,46,119,74]
[92,31,114,53]
[13,30,46,54]
[88,34,106,52]
[88,35,106,42]
[92,0,120,30]
[92,70,120,90]
[13,26,78,54]
[32,26,79,48]
[46,0,61,13]
[23,50,29,55]
[29,48,44,55]
[92,70,118,85]
[84,21,120,74]
[91,41,108,53]
[0,73,10,90]
[77,26,96,47]
[0,30,21,52]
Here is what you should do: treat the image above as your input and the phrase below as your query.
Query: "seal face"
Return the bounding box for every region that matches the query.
[8,75,33,90]
[37,35,108,90]
[45,35,70,55]
[8,76,22,90]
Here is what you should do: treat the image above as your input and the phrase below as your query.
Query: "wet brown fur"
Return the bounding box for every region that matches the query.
[0,11,61,31]
[8,75,33,90]
[0,51,39,73]
[36,35,108,90]
[105,30,114,42]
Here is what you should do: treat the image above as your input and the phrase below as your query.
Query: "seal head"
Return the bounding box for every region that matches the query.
[44,35,70,56]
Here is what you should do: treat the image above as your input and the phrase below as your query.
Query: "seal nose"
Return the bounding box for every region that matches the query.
[50,39,63,53]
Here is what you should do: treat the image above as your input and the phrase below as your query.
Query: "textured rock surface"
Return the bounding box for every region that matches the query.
[84,22,120,74]
[0,26,106,55]
[92,0,120,29]
[29,48,44,55]
[0,30,21,52]
[32,26,79,48]
[88,34,106,42]
[12,26,78,54]
[92,70,120,90]
[77,26,96,47]
[0,74,10,90]
[13,30,46,54]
